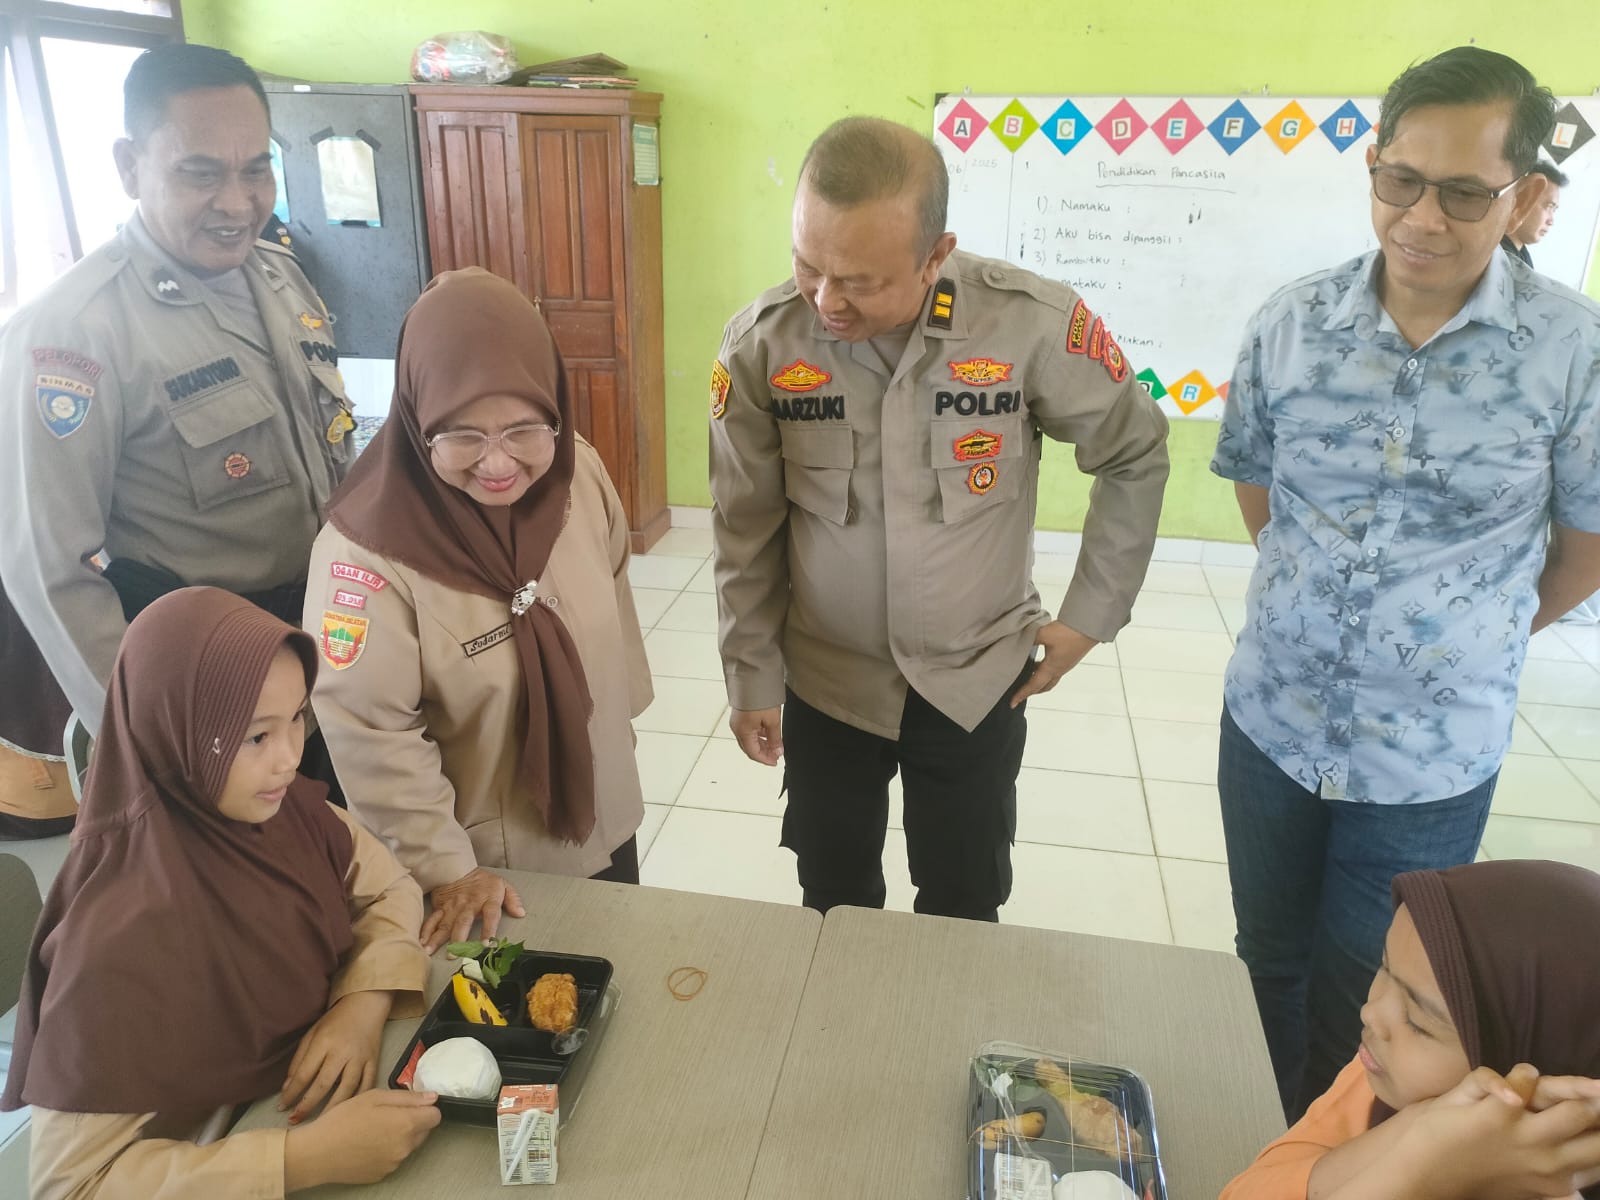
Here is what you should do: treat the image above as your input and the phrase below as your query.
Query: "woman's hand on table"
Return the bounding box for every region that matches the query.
[283,1087,441,1191]
[280,989,393,1121]
[421,867,526,953]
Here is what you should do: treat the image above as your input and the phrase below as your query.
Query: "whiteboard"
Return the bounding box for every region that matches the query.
[935,95,1600,419]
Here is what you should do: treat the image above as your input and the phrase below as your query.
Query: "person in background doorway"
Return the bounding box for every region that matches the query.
[1500,161,1567,266]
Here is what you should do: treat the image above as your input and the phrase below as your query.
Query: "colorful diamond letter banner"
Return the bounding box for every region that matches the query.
[1207,100,1260,156]
[1169,369,1218,415]
[1041,99,1092,156]
[1134,367,1167,400]
[990,99,1039,153]
[1265,102,1315,154]
[1096,99,1148,156]
[1319,100,1372,152]
[1152,100,1203,155]
[1545,101,1595,166]
[938,99,989,153]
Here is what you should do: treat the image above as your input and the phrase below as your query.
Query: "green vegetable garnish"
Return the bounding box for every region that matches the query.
[445,937,526,988]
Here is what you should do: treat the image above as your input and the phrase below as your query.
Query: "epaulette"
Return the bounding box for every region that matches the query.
[723,277,802,347]
[957,252,1081,317]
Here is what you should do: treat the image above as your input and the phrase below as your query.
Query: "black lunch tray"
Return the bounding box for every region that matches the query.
[967,1051,1168,1200]
[388,951,613,1127]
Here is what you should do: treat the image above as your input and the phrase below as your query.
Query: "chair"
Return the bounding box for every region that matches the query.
[0,853,44,1072]
[63,714,91,804]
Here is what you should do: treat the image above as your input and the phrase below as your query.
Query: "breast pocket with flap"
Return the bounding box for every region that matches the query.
[167,381,290,511]
[779,423,855,525]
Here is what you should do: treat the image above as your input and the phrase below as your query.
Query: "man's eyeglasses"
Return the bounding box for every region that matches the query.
[426,422,560,470]
[1368,162,1526,223]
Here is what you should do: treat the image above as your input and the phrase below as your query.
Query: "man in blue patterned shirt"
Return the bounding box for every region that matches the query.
[1211,46,1600,1120]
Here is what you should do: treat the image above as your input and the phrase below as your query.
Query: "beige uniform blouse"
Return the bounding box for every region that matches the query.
[303,440,652,889]
[26,806,427,1200]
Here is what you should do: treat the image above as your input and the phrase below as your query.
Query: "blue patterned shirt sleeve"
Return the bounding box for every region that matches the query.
[1212,315,1275,488]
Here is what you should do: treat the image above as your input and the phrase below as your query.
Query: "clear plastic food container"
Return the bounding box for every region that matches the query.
[967,1041,1167,1200]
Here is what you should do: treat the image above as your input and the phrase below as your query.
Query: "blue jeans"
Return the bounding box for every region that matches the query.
[1217,705,1496,1120]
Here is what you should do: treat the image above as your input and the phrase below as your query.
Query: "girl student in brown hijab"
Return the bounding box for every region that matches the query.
[303,268,651,952]
[1223,859,1600,1200]
[2,588,439,1199]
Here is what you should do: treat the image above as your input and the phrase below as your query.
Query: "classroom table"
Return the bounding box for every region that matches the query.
[235,872,824,1198]
[237,878,1284,1198]
[744,905,1286,1200]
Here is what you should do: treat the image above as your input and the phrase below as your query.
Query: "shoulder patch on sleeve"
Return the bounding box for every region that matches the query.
[32,350,98,439]
[330,561,389,591]
[710,360,731,419]
[319,610,369,670]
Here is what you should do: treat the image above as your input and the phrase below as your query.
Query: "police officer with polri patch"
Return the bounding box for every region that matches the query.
[710,117,1170,922]
[0,45,354,740]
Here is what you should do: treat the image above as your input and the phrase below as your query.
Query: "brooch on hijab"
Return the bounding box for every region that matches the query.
[211,736,221,755]
[511,580,540,616]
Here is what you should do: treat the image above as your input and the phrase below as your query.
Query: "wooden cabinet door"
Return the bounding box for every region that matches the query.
[418,110,531,293]
[519,115,633,508]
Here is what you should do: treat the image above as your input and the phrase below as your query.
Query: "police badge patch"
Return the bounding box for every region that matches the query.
[711,360,731,419]
[35,375,94,439]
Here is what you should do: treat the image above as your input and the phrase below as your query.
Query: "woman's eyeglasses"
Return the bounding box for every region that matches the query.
[426,422,560,470]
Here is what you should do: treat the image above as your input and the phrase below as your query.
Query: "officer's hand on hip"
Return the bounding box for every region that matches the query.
[730,707,783,766]
[1010,621,1098,708]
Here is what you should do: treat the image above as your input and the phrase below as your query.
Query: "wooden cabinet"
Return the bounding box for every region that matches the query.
[411,87,669,551]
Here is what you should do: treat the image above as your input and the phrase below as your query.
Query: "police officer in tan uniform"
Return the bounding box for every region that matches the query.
[0,45,353,740]
[710,117,1169,921]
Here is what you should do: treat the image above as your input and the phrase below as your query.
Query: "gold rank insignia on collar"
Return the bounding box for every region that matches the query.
[927,278,956,330]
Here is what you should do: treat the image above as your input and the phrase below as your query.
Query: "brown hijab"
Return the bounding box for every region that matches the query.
[325,267,595,844]
[1376,859,1600,1200]
[0,588,355,1115]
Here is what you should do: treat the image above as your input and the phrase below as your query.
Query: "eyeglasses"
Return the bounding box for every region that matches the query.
[426,422,560,470]
[1368,162,1527,223]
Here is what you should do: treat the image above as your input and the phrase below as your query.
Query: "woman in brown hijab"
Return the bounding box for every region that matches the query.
[2,588,438,1198]
[303,268,651,951]
[1223,859,1600,1200]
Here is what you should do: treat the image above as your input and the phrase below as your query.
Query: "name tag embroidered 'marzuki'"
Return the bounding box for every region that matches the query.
[463,623,514,657]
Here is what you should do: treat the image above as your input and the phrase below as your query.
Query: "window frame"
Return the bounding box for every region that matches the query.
[0,1,183,310]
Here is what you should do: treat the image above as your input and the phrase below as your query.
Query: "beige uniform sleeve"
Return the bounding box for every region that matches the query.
[326,806,429,1019]
[0,319,129,735]
[304,537,476,894]
[592,452,653,719]
[708,327,790,712]
[28,1108,286,1200]
[1030,304,1170,643]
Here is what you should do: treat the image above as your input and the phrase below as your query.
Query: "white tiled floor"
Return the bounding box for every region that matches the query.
[629,521,1600,948]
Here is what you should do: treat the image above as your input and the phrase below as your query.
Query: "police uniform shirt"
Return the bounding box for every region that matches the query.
[709,249,1170,738]
[0,212,354,733]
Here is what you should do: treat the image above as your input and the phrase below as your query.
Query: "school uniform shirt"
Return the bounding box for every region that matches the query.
[26,806,427,1200]
[304,440,651,888]
[709,249,1170,738]
[1212,250,1600,804]
[0,213,354,736]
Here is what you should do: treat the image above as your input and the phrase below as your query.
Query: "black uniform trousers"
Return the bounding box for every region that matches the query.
[779,663,1032,923]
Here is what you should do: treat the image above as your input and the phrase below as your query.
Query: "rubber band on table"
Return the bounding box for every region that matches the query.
[666,965,708,1001]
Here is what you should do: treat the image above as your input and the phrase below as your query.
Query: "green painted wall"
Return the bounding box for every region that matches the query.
[186,2,1600,544]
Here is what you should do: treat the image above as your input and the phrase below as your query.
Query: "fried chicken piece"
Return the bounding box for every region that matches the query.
[527,972,579,1033]
[1033,1058,1143,1156]
[975,1110,1047,1149]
